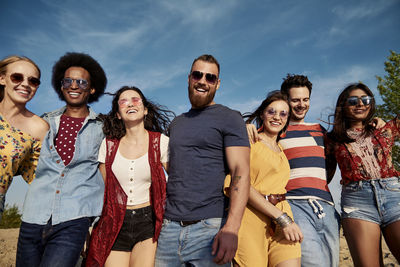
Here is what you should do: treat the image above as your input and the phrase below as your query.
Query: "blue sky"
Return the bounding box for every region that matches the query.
[2,0,400,209]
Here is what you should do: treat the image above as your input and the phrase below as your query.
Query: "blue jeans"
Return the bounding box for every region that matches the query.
[155,218,230,267]
[341,177,400,227]
[0,193,5,222]
[288,199,340,267]
[16,217,91,267]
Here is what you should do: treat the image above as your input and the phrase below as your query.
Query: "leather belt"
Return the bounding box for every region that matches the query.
[178,220,201,227]
[264,194,286,205]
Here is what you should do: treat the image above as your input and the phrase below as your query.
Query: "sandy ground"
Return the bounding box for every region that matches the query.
[0,228,398,266]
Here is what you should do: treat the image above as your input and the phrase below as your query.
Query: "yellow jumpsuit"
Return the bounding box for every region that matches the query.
[225,142,301,267]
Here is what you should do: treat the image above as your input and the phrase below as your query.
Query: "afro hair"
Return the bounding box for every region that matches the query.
[51,52,107,103]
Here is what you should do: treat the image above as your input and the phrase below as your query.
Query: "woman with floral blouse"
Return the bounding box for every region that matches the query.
[326,83,400,267]
[0,56,48,221]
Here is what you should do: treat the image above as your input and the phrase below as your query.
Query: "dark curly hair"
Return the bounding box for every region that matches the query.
[328,83,375,143]
[100,86,175,139]
[243,90,291,142]
[280,74,312,97]
[51,52,107,103]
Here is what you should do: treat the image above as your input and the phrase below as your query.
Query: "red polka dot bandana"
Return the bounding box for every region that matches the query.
[55,114,85,166]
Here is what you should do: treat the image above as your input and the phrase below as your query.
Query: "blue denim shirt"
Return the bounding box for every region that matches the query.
[22,106,105,225]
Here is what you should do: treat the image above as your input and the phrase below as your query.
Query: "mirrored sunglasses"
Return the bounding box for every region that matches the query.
[190,71,218,84]
[9,73,40,88]
[346,96,373,106]
[265,108,289,119]
[118,97,143,108]
[61,78,89,90]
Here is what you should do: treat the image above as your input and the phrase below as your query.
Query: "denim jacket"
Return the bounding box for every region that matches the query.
[22,106,105,225]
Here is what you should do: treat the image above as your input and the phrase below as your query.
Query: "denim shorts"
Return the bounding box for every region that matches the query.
[111,205,155,251]
[341,177,400,228]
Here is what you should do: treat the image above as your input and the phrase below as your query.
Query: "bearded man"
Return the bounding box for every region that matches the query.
[155,54,250,267]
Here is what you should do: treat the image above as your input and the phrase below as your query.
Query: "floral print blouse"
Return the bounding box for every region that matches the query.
[0,113,42,191]
[326,116,400,185]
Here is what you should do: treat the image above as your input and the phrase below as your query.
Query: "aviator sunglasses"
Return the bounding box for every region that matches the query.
[118,97,143,108]
[9,73,40,88]
[61,78,89,90]
[346,96,373,106]
[265,108,289,119]
[190,71,218,84]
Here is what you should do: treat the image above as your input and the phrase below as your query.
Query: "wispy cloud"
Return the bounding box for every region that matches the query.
[332,0,397,22]
[316,0,398,48]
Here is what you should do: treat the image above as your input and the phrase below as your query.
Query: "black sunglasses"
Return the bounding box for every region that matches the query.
[190,71,218,84]
[9,73,40,88]
[346,96,373,106]
[61,78,89,90]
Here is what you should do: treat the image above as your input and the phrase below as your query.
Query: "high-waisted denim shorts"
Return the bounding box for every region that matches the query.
[341,177,400,228]
[111,205,155,251]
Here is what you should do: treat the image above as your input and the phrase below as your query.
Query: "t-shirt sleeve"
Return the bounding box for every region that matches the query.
[160,134,169,163]
[223,110,250,147]
[98,138,107,163]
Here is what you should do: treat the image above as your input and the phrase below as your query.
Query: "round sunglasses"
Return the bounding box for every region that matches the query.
[118,97,143,108]
[264,108,289,119]
[9,73,40,88]
[61,78,89,90]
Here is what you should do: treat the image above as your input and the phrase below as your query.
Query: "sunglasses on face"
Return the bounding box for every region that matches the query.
[265,108,289,119]
[61,78,89,90]
[346,96,373,106]
[9,73,40,88]
[190,71,218,85]
[118,97,143,108]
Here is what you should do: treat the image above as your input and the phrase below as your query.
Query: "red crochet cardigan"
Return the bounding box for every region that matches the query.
[86,131,167,267]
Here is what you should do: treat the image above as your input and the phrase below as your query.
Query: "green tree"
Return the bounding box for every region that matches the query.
[375,50,400,170]
[0,204,22,229]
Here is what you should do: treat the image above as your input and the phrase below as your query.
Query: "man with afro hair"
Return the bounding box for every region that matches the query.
[16,52,107,267]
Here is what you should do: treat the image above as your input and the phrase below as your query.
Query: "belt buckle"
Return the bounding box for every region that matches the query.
[179,220,199,227]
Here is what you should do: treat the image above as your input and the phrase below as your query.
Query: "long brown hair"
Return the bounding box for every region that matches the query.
[328,83,375,143]
[0,55,41,102]
[243,90,291,142]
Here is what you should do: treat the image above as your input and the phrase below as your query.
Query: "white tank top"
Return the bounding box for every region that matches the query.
[98,134,169,205]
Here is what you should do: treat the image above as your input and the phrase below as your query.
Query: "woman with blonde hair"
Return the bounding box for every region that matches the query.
[0,55,48,220]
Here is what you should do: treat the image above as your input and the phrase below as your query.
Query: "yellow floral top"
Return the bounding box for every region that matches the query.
[0,112,41,191]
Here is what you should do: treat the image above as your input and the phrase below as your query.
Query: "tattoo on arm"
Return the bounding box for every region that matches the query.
[231,175,241,191]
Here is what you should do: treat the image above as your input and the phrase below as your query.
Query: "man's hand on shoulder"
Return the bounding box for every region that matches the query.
[370,117,386,129]
[211,224,238,265]
[246,123,260,144]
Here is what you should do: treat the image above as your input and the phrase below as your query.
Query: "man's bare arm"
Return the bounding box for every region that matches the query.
[212,146,250,265]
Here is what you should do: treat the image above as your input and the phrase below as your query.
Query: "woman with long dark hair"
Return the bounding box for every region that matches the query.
[327,83,400,266]
[0,55,48,221]
[86,86,174,267]
[226,91,303,267]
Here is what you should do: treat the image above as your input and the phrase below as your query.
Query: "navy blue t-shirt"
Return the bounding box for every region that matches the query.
[164,104,249,221]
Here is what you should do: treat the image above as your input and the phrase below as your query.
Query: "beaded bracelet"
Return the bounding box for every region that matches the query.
[273,212,293,228]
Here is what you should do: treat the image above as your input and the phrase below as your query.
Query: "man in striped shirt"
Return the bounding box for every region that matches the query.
[248,74,340,267]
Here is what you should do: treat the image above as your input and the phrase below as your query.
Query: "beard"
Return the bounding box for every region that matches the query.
[188,84,216,109]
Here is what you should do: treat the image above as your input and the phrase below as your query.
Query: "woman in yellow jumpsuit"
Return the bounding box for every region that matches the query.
[226,91,302,267]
